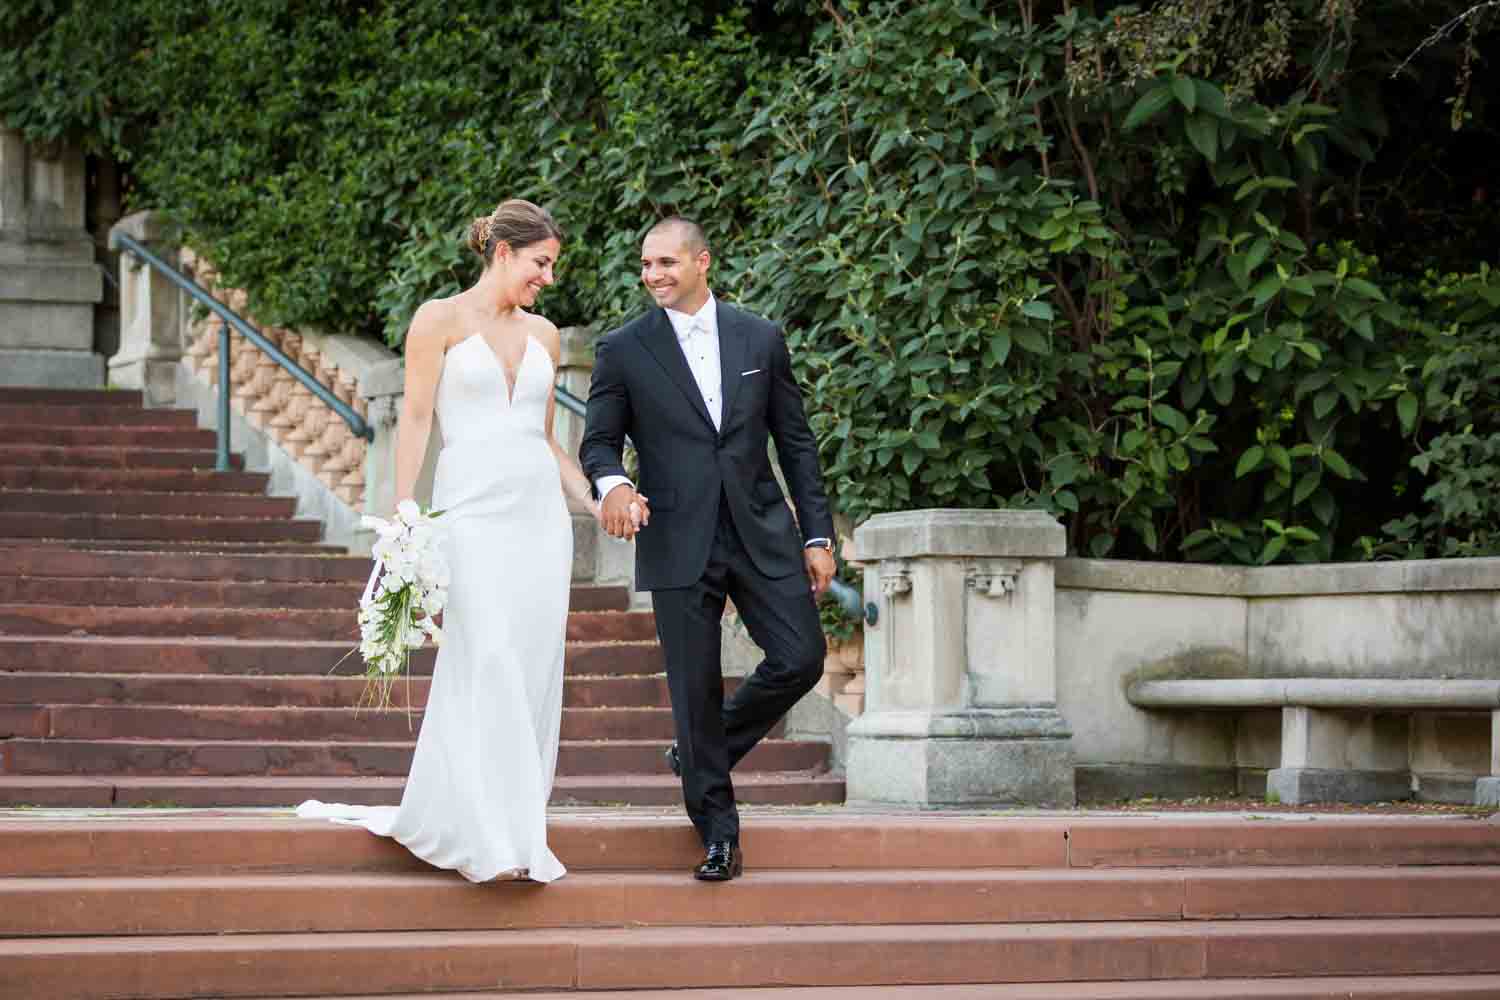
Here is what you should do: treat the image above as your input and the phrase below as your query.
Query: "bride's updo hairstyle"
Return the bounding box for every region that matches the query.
[466,199,564,268]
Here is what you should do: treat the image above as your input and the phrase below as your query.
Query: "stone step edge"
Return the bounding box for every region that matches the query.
[4,918,1498,982]
[232,976,1500,1000]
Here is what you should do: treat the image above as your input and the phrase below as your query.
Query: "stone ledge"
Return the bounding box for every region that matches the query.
[848,707,1072,741]
[0,347,104,388]
[1057,555,1500,597]
[854,508,1066,562]
[1267,766,1412,805]
[1128,678,1500,711]
[0,263,102,304]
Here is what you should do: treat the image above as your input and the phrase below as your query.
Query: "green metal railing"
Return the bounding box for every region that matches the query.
[109,231,373,472]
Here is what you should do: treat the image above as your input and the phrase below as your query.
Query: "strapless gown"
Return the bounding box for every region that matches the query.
[298,332,571,883]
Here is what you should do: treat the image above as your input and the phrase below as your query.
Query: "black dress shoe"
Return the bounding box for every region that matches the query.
[693,840,743,881]
[665,742,681,777]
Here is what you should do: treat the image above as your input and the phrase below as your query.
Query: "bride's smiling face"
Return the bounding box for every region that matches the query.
[496,238,560,307]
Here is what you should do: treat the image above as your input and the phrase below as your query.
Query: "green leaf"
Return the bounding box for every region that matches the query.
[1020,300,1054,321]
[1250,275,1282,307]
[1259,534,1287,565]
[1171,76,1197,111]
[1227,253,1252,291]
[1123,85,1175,132]
[1014,329,1049,355]
[1293,467,1322,505]
[1153,403,1189,434]
[987,330,1012,367]
[1184,113,1218,161]
[1235,446,1264,478]
[1344,277,1386,301]
[1194,80,1229,117]
[1311,489,1337,525]
[1267,444,1292,474]
[1397,391,1419,433]
[1323,449,1354,479]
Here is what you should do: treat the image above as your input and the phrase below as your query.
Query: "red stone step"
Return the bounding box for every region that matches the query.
[1066,818,1500,869]
[0,605,655,640]
[15,865,1500,938]
[0,444,242,469]
[32,704,677,741]
[0,771,843,808]
[4,919,1499,998]
[0,736,826,777]
[0,489,297,517]
[0,466,269,492]
[0,672,675,709]
[0,815,1060,877]
[0,547,369,582]
[0,425,219,447]
[0,404,198,427]
[0,636,663,676]
[0,512,320,542]
[0,575,631,611]
[0,538,347,554]
[230,977,1500,1000]
[0,388,143,405]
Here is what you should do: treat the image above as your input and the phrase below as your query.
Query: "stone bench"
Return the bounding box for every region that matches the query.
[1127,678,1500,806]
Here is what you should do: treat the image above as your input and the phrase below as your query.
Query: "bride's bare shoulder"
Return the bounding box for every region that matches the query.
[407,297,466,350]
[524,312,562,360]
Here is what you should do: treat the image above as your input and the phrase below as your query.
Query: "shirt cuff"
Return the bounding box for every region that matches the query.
[595,476,634,502]
[803,537,832,550]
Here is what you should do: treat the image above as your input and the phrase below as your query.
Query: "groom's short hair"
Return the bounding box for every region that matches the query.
[648,216,709,256]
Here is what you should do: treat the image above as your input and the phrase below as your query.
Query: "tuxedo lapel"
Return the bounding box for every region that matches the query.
[639,308,715,431]
[715,301,747,430]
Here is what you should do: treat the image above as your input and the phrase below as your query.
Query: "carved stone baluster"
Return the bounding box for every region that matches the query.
[337,385,368,506]
[281,338,319,459]
[298,347,336,476]
[245,329,286,429]
[316,362,356,489]
[265,331,302,448]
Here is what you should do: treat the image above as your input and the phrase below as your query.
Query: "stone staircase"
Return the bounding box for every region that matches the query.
[0,387,842,808]
[2,811,1500,997]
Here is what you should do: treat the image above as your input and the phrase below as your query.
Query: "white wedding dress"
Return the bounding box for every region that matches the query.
[298,332,570,883]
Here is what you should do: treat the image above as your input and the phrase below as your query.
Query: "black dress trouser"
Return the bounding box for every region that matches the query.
[648,492,826,846]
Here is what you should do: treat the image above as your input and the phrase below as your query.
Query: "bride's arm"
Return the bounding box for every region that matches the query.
[393,304,448,509]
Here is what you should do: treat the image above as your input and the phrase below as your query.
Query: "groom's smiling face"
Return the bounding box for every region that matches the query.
[641,225,711,314]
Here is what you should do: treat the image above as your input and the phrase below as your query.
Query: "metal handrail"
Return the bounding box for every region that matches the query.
[108,231,373,472]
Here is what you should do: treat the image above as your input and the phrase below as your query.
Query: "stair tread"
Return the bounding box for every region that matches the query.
[234,977,1500,1000]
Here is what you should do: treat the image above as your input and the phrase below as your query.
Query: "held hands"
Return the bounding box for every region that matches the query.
[804,545,835,597]
[601,485,651,540]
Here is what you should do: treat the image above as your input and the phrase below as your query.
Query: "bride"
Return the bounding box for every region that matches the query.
[298,199,611,883]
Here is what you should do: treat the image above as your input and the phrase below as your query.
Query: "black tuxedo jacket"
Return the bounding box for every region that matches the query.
[580,300,835,592]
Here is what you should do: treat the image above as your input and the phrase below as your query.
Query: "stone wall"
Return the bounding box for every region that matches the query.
[845,509,1500,807]
[0,130,105,387]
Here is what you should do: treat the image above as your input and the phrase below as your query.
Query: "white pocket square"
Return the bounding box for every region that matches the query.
[741,368,762,376]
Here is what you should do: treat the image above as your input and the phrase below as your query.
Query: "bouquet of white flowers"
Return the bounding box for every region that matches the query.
[355,499,449,710]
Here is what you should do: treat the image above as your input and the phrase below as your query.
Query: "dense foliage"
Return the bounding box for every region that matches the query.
[4,0,1497,562]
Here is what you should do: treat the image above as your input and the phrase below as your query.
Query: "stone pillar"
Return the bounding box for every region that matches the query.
[554,326,595,457]
[1477,712,1500,807]
[0,130,104,387]
[1266,707,1411,804]
[846,509,1075,806]
[107,211,182,405]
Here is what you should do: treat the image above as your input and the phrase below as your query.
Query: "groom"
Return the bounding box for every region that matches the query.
[580,217,836,881]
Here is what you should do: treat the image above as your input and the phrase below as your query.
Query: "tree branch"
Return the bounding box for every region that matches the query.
[1391,1,1499,79]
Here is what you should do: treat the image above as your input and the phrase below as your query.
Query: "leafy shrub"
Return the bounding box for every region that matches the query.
[3,0,1498,565]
